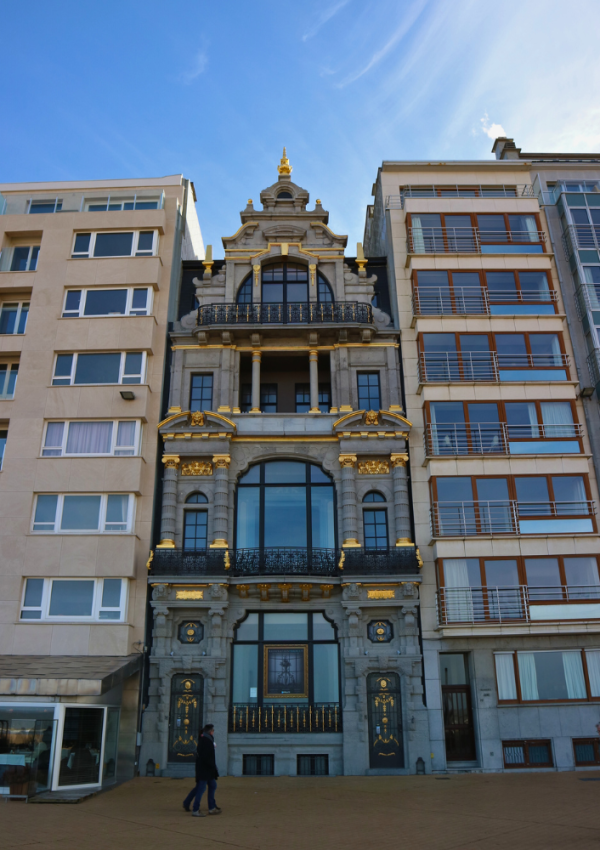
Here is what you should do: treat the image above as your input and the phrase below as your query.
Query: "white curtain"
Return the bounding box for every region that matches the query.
[586,650,600,697]
[549,334,562,362]
[66,421,113,454]
[564,556,600,588]
[44,422,65,453]
[116,421,136,454]
[517,653,539,700]
[411,215,425,253]
[105,495,129,529]
[563,652,587,699]
[525,215,538,242]
[429,404,440,455]
[495,654,517,700]
[525,402,539,437]
[540,402,574,438]
[443,559,473,622]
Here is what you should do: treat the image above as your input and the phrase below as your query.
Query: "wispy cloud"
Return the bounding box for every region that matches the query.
[302,0,350,41]
[480,113,506,140]
[179,49,208,84]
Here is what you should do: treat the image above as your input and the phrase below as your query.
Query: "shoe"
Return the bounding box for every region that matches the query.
[183,804,190,812]
[208,807,222,815]
[192,810,206,817]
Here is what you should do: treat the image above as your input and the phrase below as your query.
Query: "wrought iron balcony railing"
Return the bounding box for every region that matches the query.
[431,500,596,537]
[229,703,342,733]
[150,546,422,577]
[197,301,373,326]
[408,227,546,254]
[386,185,535,208]
[424,423,583,457]
[418,351,569,383]
[436,585,600,626]
[412,286,557,316]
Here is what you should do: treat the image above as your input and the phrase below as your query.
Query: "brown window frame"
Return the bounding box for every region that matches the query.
[437,554,600,593]
[502,739,553,768]
[407,211,546,252]
[495,650,598,706]
[573,738,600,766]
[412,269,557,314]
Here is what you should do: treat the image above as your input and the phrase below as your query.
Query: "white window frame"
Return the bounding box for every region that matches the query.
[31,493,135,534]
[51,352,147,386]
[62,287,153,318]
[28,198,62,214]
[20,577,128,622]
[0,301,30,334]
[7,245,40,272]
[41,420,142,457]
[71,230,159,259]
[0,364,18,398]
[82,192,163,212]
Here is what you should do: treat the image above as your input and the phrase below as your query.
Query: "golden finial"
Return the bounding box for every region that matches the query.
[277,146,292,176]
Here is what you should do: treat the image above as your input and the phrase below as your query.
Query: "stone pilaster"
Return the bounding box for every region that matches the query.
[339,454,360,547]
[158,455,179,547]
[211,455,231,547]
[251,349,261,412]
[390,453,411,543]
[309,349,320,412]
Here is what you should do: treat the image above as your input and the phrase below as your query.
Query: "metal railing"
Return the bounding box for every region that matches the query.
[151,546,422,577]
[431,500,595,537]
[0,190,165,216]
[436,585,600,626]
[577,283,600,313]
[407,227,546,254]
[424,423,583,457]
[412,286,557,316]
[229,703,342,733]
[386,185,536,208]
[588,349,600,387]
[418,351,569,383]
[562,224,600,258]
[197,301,373,326]
[539,183,600,206]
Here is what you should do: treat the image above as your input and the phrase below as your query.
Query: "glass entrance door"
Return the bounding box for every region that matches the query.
[168,675,204,763]
[441,654,476,761]
[367,673,404,768]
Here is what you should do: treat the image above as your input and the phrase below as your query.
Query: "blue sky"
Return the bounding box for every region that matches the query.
[3,0,600,251]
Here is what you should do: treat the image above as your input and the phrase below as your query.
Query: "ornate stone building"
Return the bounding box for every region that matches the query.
[140,152,428,777]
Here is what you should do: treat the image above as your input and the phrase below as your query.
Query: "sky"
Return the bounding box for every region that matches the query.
[3,0,600,251]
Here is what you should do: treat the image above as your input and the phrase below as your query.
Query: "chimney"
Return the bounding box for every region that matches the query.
[491,137,522,160]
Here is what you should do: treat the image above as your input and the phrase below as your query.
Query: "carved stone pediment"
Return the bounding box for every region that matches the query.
[222,222,261,250]
[158,410,237,438]
[310,222,347,248]
[332,409,412,438]
[262,223,307,242]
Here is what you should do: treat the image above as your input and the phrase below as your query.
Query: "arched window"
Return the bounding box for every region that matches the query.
[183,492,208,551]
[363,492,388,549]
[236,276,253,304]
[236,460,335,551]
[317,272,334,303]
[277,191,293,199]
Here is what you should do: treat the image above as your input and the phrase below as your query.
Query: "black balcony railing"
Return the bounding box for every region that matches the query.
[197,301,373,326]
[150,546,421,577]
[229,703,342,733]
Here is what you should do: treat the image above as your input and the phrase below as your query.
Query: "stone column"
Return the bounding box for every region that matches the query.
[158,455,179,548]
[232,349,241,412]
[309,349,320,412]
[338,348,352,410]
[391,453,412,543]
[219,348,232,412]
[251,349,261,412]
[386,346,403,411]
[339,454,360,547]
[210,454,231,548]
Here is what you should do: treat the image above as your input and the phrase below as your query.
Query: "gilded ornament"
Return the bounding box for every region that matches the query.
[190,411,205,426]
[253,264,261,286]
[338,454,357,469]
[358,459,390,475]
[181,461,213,476]
[213,454,231,469]
[175,590,204,600]
[146,550,154,571]
[365,410,379,425]
[390,453,409,468]
[277,146,293,176]
[367,589,395,599]
[162,455,180,470]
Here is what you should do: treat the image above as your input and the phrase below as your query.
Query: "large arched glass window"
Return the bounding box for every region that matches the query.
[363,491,388,550]
[317,272,334,303]
[183,492,208,551]
[236,461,335,550]
[236,276,253,304]
[262,262,308,306]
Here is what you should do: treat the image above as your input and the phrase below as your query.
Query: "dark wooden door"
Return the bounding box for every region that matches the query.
[442,685,476,761]
[367,673,404,768]
[168,675,203,763]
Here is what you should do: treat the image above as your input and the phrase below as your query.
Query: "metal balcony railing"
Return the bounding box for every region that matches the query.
[386,185,536,208]
[412,286,557,316]
[197,301,373,326]
[229,703,342,733]
[431,500,596,537]
[0,190,165,216]
[588,349,600,387]
[407,227,546,254]
[424,423,583,457]
[436,585,600,626]
[562,224,600,259]
[418,351,569,383]
[150,546,422,577]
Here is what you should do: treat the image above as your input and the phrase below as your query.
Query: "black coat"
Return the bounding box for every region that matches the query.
[195,734,218,782]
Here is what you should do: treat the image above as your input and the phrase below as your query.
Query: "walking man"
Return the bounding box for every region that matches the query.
[183,723,222,817]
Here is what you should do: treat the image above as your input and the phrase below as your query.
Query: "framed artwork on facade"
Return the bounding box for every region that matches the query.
[263,645,309,698]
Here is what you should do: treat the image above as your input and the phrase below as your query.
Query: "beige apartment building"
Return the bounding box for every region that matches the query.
[365,160,600,772]
[0,177,202,795]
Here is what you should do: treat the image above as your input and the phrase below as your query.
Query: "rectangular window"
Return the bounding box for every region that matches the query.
[83,194,161,212]
[32,493,134,533]
[28,198,62,214]
[295,383,310,413]
[495,650,592,703]
[190,374,213,412]
[503,740,553,769]
[9,245,39,272]
[0,429,6,469]
[0,302,29,334]
[242,755,274,776]
[573,738,600,766]
[0,364,18,398]
[357,372,381,410]
[52,352,146,385]
[297,755,329,776]
[261,384,277,413]
[71,231,158,259]
[20,577,126,621]
[62,288,151,318]
[42,420,140,457]
[240,383,252,413]
[318,383,331,414]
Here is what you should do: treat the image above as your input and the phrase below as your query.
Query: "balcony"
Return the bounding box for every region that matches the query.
[150,546,422,577]
[386,185,536,208]
[418,352,569,383]
[0,190,165,216]
[437,585,600,626]
[563,224,600,259]
[424,423,583,457]
[196,301,373,326]
[412,286,558,317]
[588,349,600,387]
[431,501,596,537]
[407,227,546,255]
[229,703,342,733]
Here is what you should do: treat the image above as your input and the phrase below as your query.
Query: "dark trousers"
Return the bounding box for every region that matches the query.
[184,778,217,812]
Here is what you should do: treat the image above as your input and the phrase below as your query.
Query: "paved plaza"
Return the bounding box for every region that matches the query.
[3,772,600,849]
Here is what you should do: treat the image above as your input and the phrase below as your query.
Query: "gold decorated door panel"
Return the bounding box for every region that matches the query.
[168,675,204,763]
[367,673,404,769]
